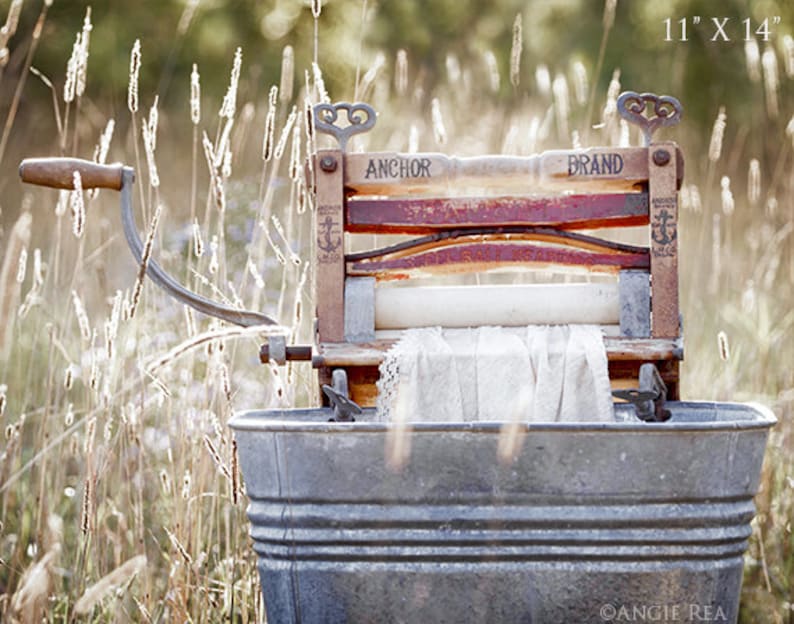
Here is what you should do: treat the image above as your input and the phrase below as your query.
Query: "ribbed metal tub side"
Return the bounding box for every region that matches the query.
[230,401,775,624]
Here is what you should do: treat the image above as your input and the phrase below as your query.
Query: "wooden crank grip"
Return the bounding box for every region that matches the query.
[19,157,125,191]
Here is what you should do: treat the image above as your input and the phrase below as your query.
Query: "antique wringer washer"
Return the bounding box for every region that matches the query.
[261,92,684,419]
[19,92,776,623]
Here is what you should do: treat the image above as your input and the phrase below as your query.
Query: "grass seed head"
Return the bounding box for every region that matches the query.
[483,50,499,93]
[396,49,409,95]
[782,34,794,77]
[571,60,588,106]
[431,97,447,145]
[128,39,141,114]
[70,171,85,237]
[190,63,201,125]
[718,330,731,361]
[280,45,294,103]
[262,85,278,161]
[708,106,727,163]
[762,47,779,118]
[74,555,147,615]
[552,73,570,138]
[748,159,761,205]
[15,246,27,284]
[274,106,297,160]
[192,218,204,257]
[720,175,734,215]
[96,119,115,164]
[603,0,617,30]
[76,8,92,98]
[312,62,329,103]
[141,114,160,188]
[71,290,91,341]
[745,38,761,82]
[220,47,242,119]
[510,13,522,88]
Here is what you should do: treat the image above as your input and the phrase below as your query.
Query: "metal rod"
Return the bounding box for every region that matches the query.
[119,168,278,327]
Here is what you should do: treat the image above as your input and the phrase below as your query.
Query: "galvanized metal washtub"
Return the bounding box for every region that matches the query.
[230,402,775,624]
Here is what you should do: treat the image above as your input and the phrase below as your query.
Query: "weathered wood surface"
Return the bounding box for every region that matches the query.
[348,242,649,280]
[343,147,683,195]
[346,193,649,233]
[346,229,648,262]
[20,157,125,190]
[648,143,680,338]
[314,337,683,367]
[314,149,346,342]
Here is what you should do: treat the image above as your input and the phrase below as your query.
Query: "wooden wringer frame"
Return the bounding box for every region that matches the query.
[262,92,684,422]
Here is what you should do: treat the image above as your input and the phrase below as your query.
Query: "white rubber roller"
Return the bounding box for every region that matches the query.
[374,283,620,329]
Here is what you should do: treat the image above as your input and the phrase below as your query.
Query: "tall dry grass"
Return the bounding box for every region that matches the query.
[0,2,791,623]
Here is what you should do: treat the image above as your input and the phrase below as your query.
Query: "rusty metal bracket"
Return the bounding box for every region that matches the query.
[322,369,362,422]
[314,102,376,151]
[617,91,683,146]
[612,363,671,422]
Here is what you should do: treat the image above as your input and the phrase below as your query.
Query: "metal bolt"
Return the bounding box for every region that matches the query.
[653,149,671,166]
[320,155,337,172]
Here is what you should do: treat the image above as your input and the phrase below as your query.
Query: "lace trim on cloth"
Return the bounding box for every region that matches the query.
[375,325,616,424]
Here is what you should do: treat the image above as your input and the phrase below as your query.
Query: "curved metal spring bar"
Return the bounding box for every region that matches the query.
[117,167,278,327]
[345,226,649,263]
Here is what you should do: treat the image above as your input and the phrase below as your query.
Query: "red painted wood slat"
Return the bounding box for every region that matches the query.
[348,242,649,280]
[346,193,648,234]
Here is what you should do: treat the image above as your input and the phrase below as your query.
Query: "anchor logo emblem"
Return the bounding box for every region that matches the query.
[318,216,341,255]
[652,208,677,246]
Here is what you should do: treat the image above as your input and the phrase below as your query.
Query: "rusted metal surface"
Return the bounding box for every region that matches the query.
[313,102,376,151]
[348,242,649,280]
[346,193,649,233]
[617,91,683,146]
[612,363,671,422]
[259,343,312,364]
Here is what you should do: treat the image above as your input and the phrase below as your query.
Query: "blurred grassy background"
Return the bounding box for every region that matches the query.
[0,0,792,621]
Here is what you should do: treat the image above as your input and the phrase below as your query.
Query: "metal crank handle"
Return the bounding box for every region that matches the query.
[19,157,278,328]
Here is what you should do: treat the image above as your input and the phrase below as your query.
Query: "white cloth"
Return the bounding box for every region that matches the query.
[376,325,615,423]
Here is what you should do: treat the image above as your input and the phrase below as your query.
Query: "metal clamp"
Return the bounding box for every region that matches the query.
[267,335,287,366]
[321,369,362,422]
[612,363,671,422]
[617,91,683,146]
[313,102,376,151]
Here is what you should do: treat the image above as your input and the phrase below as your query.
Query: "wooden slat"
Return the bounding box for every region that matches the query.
[346,193,649,233]
[347,229,648,263]
[343,147,683,195]
[349,371,675,409]
[348,242,649,280]
[648,142,679,338]
[315,149,345,342]
[314,337,683,368]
